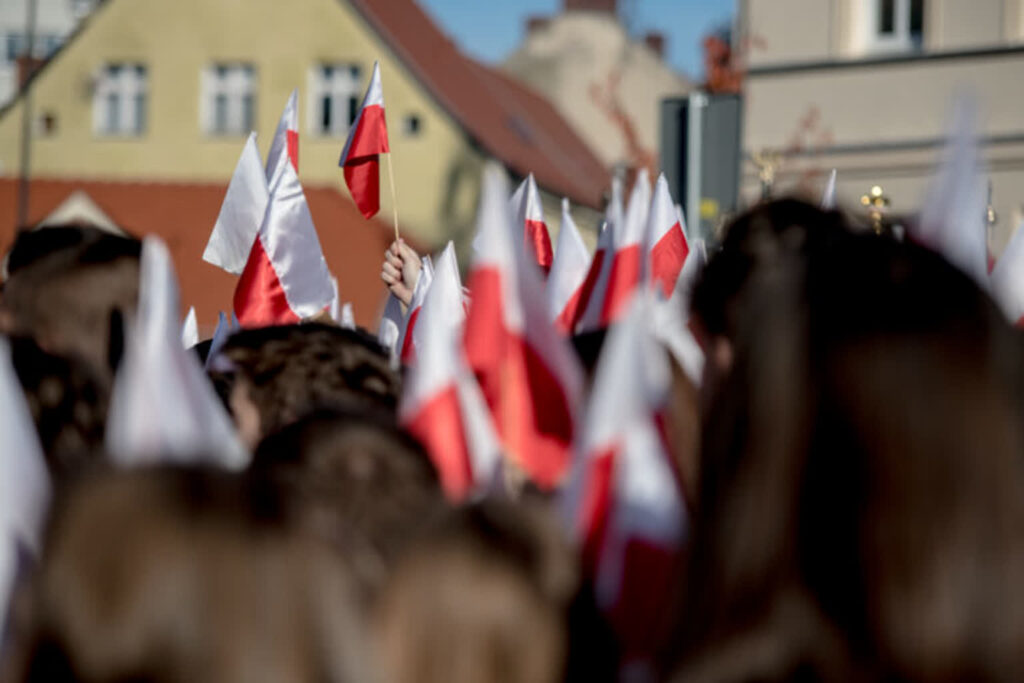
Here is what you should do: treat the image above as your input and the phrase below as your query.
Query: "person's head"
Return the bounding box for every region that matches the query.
[1,226,141,384]
[214,323,399,447]
[5,466,366,683]
[372,500,579,683]
[249,407,445,598]
[672,233,1024,682]
[690,199,850,398]
[9,335,108,482]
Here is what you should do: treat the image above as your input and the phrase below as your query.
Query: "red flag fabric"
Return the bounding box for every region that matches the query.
[645,174,690,298]
[464,163,583,489]
[510,174,554,275]
[547,198,592,334]
[339,61,389,219]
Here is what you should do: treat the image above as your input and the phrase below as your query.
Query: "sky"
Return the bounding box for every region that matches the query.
[417,0,736,81]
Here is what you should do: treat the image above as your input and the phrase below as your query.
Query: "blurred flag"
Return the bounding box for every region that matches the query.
[204,133,269,275]
[510,173,554,275]
[547,198,591,334]
[577,170,650,331]
[340,61,389,219]
[644,174,689,298]
[398,255,435,365]
[464,163,583,489]
[340,303,356,329]
[571,176,622,333]
[914,95,988,286]
[205,311,232,371]
[401,241,500,499]
[990,218,1024,326]
[0,337,51,640]
[180,306,198,349]
[821,168,837,209]
[562,296,688,668]
[107,237,248,468]
[378,294,404,367]
[265,89,299,180]
[233,123,334,327]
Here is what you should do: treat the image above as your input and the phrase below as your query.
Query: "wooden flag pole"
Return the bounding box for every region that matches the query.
[385,151,400,242]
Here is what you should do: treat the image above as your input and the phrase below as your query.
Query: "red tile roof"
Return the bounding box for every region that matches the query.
[0,178,400,332]
[349,0,611,208]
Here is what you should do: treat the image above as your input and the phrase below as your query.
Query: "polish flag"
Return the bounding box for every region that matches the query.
[644,174,689,299]
[547,198,591,334]
[576,170,651,331]
[401,241,500,500]
[990,218,1024,326]
[233,135,334,327]
[266,89,299,179]
[510,173,554,275]
[204,133,270,275]
[398,254,436,365]
[340,61,389,219]
[569,176,622,334]
[562,295,688,667]
[464,163,583,489]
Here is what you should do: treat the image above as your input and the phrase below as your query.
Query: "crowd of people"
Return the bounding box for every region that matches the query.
[0,184,1022,683]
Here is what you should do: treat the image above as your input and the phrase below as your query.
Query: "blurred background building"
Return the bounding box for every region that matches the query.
[504,0,692,175]
[0,0,609,326]
[739,0,1024,249]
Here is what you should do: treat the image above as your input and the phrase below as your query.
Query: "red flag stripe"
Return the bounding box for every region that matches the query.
[405,384,474,500]
[233,236,301,327]
[569,248,606,331]
[554,284,585,335]
[600,245,642,326]
[400,306,422,365]
[286,129,299,172]
[649,222,689,298]
[525,218,553,274]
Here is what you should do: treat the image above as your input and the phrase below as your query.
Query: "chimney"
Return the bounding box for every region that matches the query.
[16,56,45,89]
[564,0,617,13]
[526,15,551,34]
[644,32,665,59]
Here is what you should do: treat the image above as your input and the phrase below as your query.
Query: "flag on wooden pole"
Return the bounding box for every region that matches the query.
[340,61,390,220]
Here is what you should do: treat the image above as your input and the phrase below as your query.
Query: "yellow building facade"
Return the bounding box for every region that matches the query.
[0,0,607,247]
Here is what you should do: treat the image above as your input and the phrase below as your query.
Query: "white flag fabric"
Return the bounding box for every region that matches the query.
[205,311,233,371]
[107,237,248,469]
[340,303,356,330]
[180,306,198,350]
[397,255,435,365]
[547,198,591,333]
[509,173,554,273]
[378,294,404,366]
[914,95,988,286]
[821,169,837,209]
[990,218,1024,325]
[204,133,269,275]
[643,174,689,298]
[0,337,51,640]
[265,88,299,181]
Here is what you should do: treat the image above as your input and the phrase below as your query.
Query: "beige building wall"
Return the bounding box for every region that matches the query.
[742,0,1024,250]
[0,0,493,247]
[504,11,690,170]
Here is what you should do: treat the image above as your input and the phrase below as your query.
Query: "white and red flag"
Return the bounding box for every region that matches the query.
[400,241,500,500]
[204,133,269,275]
[644,174,689,298]
[233,125,334,327]
[464,163,583,490]
[562,295,688,668]
[398,254,436,365]
[990,218,1024,326]
[576,170,650,331]
[339,61,389,219]
[266,88,299,179]
[510,173,554,275]
[569,176,622,333]
[547,198,591,334]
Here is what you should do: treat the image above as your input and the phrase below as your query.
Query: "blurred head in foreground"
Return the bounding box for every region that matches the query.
[5,466,366,683]
[213,323,399,448]
[249,407,445,598]
[373,500,580,683]
[1,225,141,385]
[673,227,1024,682]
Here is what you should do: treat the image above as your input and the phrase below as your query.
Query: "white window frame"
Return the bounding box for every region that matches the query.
[201,63,257,137]
[307,63,362,138]
[92,63,147,137]
[864,0,923,53]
